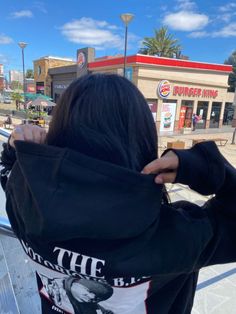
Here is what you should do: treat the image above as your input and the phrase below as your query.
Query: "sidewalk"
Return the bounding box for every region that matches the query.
[158,126,236,167]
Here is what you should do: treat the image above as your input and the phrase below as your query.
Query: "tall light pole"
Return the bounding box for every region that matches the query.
[231,81,236,144]
[18,42,28,102]
[120,13,134,77]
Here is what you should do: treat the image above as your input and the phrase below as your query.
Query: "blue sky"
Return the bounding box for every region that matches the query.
[0,0,236,74]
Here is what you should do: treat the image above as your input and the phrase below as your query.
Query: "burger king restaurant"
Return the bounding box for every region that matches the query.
[88,54,234,132]
[41,48,235,133]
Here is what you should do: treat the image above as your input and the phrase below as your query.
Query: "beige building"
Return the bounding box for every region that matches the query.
[89,54,235,131]
[34,56,75,96]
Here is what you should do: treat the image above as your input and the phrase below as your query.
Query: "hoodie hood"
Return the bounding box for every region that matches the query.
[7,141,163,242]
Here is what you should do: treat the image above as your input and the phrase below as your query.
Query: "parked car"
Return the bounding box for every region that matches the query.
[3,97,12,104]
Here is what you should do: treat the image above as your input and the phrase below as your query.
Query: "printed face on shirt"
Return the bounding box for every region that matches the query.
[71,282,97,302]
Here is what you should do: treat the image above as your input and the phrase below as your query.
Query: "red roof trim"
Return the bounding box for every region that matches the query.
[88,54,232,73]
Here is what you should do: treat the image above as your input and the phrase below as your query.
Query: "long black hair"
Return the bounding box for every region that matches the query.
[47,73,158,172]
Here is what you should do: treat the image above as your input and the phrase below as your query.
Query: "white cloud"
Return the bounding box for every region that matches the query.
[163,11,209,31]
[176,0,197,11]
[33,1,47,13]
[219,2,236,12]
[0,34,13,44]
[189,23,236,38]
[213,23,236,37]
[61,17,128,50]
[10,10,33,19]
[188,31,209,38]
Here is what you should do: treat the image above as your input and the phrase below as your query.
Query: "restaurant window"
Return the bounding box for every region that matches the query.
[179,100,194,128]
[196,101,208,129]
[147,99,158,122]
[210,102,221,128]
[223,103,234,125]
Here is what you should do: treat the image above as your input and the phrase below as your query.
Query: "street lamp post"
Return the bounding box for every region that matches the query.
[18,42,28,102]
[120,13,134,77]
[231,82,236,144]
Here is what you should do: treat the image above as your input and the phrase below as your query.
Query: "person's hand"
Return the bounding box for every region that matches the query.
[142,150,179,184]
[9,125,47,148]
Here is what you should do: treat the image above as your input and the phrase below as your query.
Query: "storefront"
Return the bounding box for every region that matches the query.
[45,51,234,131]
[49,65,77,102]
[89,55,235,131]
[34,56,76,98]
[36,82,45,95]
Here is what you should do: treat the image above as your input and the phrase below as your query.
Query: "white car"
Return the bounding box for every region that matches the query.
[3,97,12,104]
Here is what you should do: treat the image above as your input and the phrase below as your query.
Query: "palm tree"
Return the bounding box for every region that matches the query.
[224,50,236,92]
[11,92,24,110]
[139,26,181,58]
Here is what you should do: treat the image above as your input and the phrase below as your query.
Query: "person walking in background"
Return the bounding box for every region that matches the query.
[1,73,236,314]
[3,114,12,129]
[192,113,198,131]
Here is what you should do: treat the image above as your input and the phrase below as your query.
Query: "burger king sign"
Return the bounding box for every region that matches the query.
[77,52,86,69]
[157,80,171,98]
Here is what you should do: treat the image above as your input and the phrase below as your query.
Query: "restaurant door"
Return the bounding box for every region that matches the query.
[196,101,208,129]
[179,100,194,128]
[210,102,221,128]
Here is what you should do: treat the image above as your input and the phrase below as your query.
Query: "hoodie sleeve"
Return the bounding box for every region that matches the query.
[164,141,226,195]
[163,141,236,268]
[0,140,16,191]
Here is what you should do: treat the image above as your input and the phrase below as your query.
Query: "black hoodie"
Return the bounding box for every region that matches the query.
[1,140,236,314]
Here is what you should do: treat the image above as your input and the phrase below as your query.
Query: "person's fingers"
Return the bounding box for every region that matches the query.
[20,125,35,142]
[155,171,177,184]
[32,126,46,144]
[9,126,25,147]
[9,125,47,147]
[142,150,179,175]
[142,155,178,175]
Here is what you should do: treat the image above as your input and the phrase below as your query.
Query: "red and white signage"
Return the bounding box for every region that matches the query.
[157,80,171,98]
[173,86,218,98]
[77,52,86,69]
[157,80,219,99]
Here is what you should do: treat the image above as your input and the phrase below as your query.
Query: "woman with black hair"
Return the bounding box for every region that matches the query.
[1,73,236,314]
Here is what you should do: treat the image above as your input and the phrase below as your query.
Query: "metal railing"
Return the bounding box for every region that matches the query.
[0,128,15,238]
[0,216,15,238]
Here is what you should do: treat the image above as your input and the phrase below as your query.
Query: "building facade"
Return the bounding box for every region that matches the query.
[49,65,77,103]
[88,54,234,131]
[9,70,23,84]
[33,56,76,96]
[36,49,235,131]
